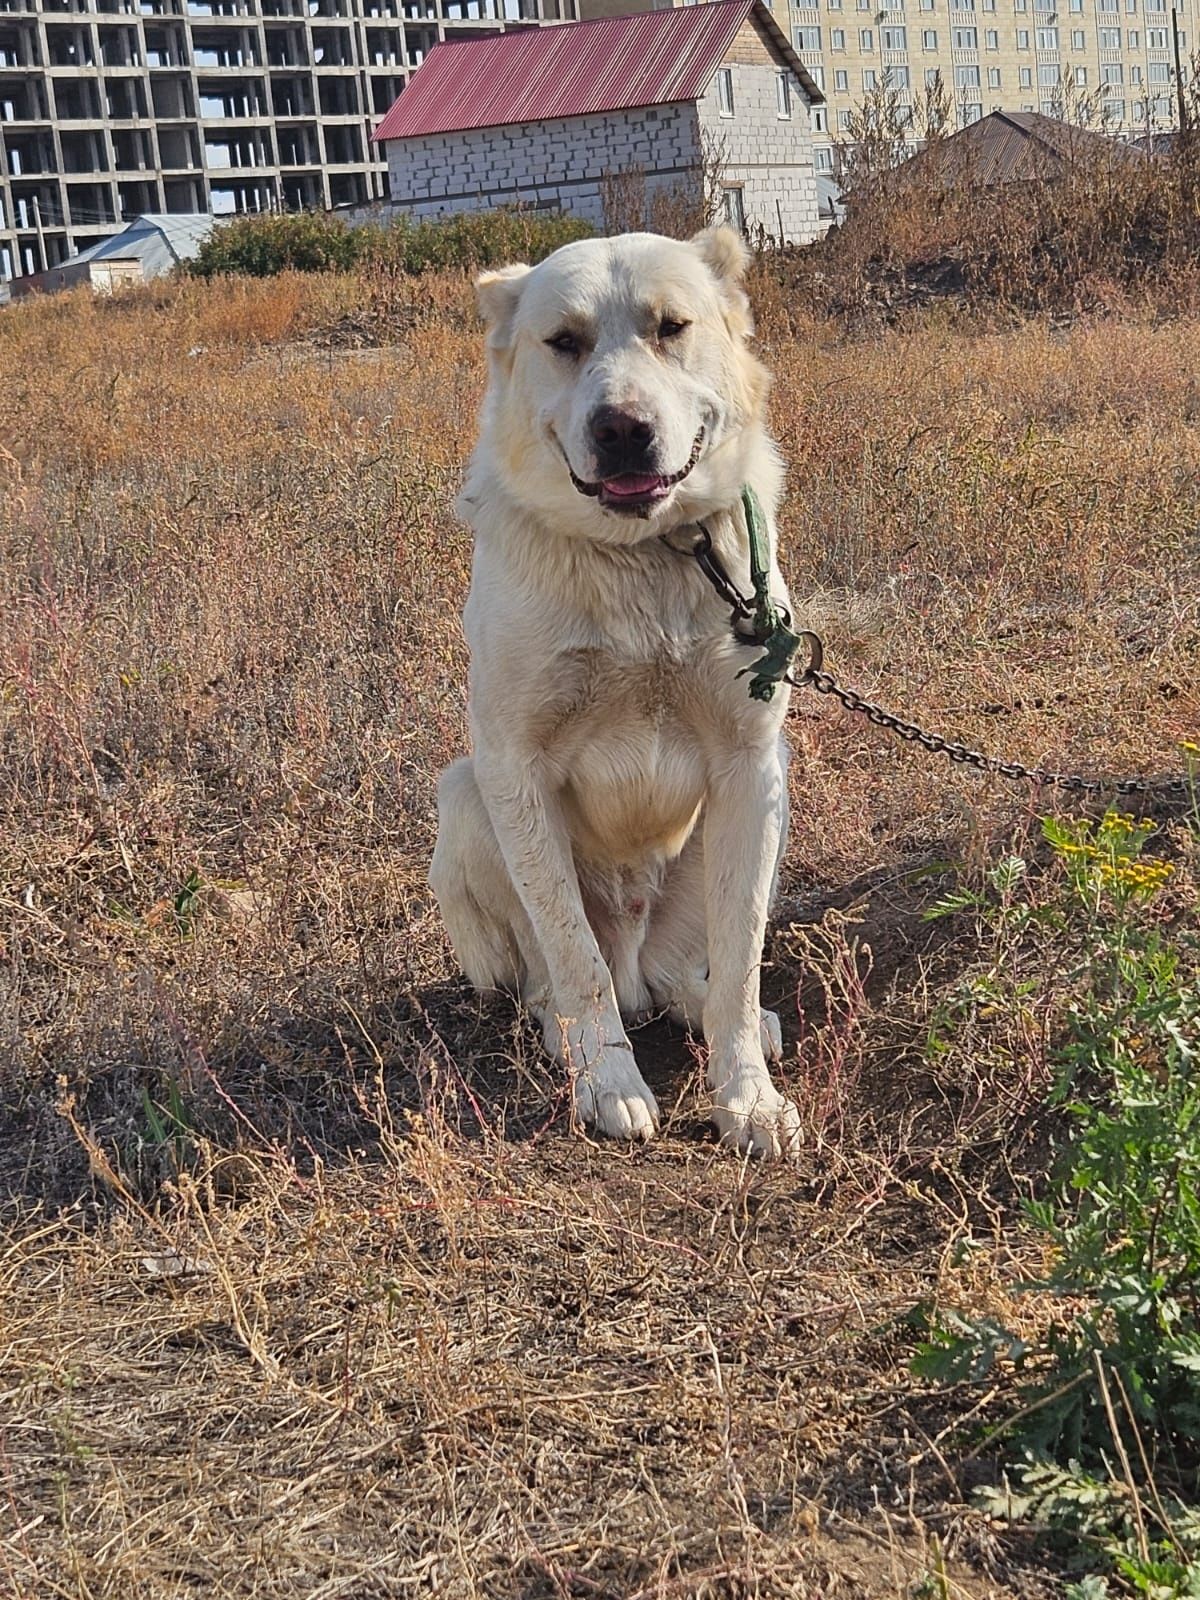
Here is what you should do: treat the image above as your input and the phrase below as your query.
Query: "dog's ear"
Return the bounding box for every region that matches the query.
[690,226,750,286]
[690,227,754,338]
[475,263,532,349]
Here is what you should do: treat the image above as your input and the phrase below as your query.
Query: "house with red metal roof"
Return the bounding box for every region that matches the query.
[371,0,825,244]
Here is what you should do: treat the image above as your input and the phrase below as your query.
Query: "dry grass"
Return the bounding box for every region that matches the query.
[1,268,1198,1598]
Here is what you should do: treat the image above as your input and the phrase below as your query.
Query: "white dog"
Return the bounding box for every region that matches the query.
[429,227,802,1158]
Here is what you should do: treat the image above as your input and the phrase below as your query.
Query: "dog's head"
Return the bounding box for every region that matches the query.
[469,229,770,541]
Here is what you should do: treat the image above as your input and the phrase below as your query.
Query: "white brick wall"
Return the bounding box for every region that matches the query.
[382,61,822,245]
[695,62,821,244]
[385,103,703,230]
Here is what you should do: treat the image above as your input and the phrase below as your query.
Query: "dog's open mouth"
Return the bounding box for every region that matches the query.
[568,429,705,514]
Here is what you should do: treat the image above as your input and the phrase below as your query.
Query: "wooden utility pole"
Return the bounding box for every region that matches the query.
[30,195,47,273]
[1172,5,1189,139]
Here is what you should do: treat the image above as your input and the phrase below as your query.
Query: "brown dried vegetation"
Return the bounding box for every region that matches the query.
[0,265,1197,1597]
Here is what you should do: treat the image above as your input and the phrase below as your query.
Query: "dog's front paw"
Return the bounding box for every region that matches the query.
[573,1045,660,1143]
[708,1065,802,1160]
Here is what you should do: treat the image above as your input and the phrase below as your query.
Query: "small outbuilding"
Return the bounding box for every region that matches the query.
[7,213,213,300]
[895,110,1145,189]
[372,0,825,245]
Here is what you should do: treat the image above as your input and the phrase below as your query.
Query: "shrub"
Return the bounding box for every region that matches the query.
[188,206,594,281]
[912,800,1200,1596]
[189,211,362,277]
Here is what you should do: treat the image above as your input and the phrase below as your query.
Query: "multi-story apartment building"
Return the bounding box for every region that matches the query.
[785,0,1196,177]
[0,0,574,281]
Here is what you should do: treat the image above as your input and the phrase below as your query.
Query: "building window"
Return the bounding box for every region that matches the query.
[717,67,734,116]
[722,185,745,232]
[1130,62,1143,82]
[832,26,846,45]
[828,0,843,10]
[953,25,978,45]
[837,107,854,128]
[811,103,828,130]
[1104,97,1126,117]
[1069,0,1083,10]
[1075,64,1088,82]
[886,63,911,85]
[961,100,983,121]
[816,147,835,171]
[1017,27,1030,46]
[882,24,907,46]
[1148,25,1168,44]
[923,26,938,45]
[834,66,849,87]
[1038,61,1060,82]
[860,27,874,47]
[797,24,822,48]
[955,62,981,83]
[1149,60,1170,81]
[1071,27,1085,46]
[1036,25,1058,45]
[1101,60,1124,81]
[925,65,941,83]
[1019,64,1033,83]
[777,71,792,116]
[1100,25,1120,45]
[919,0,934,10]
[986,27,999,45]
[988,63,1001,83]
[863,66,877,87]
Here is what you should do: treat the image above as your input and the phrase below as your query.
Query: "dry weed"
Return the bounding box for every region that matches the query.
[0,269,1196,1598]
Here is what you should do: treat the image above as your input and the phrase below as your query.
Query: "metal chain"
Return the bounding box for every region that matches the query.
[792,650,1192,797]
[665,529,1191,798]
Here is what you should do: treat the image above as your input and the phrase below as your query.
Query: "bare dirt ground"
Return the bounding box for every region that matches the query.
[1,270,1197,1598]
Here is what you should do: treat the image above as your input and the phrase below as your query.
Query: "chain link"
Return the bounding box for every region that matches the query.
[794,660,1191,797]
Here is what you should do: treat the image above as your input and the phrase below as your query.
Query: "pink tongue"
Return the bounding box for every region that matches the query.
[603,473,665,497]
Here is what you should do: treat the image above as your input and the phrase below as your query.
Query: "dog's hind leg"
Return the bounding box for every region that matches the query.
[429,757,551,1011]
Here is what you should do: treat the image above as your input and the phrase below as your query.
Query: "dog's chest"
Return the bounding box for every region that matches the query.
[548,646,709,865]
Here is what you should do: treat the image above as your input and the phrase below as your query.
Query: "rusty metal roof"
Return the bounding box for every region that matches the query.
[910,110,1143,185]
[372,0,819,143]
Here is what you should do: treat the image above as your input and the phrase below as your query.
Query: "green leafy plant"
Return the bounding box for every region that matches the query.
[912,809,1200,1595]
[188,206,594,280]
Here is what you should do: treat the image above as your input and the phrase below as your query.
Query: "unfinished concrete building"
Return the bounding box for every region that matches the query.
[0,0,575,282]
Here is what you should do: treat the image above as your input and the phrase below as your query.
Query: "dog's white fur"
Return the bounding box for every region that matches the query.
[429,228,801,1157]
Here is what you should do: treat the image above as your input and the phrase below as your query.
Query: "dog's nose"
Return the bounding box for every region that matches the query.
[589,405,656,469]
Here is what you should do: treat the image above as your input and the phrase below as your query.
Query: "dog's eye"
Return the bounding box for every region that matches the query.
[658,317,689,340]
[546,331,581,357]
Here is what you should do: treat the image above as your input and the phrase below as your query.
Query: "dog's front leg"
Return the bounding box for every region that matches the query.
[475,754,660,1142]
[702,749,802,1158]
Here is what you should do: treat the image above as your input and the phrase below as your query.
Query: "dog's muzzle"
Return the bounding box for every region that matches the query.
[566,428,705,517]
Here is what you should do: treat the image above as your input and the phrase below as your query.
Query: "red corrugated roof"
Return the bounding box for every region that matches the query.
[372,0,818,143]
